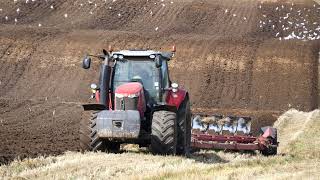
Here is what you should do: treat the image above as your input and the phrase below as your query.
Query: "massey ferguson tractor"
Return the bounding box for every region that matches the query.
[80,47,191,155]
[80,47,278,156]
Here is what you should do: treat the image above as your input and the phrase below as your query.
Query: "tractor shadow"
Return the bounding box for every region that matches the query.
[121,144,261,164]
[122,145,232,164]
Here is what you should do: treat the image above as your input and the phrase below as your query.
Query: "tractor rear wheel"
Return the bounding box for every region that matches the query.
[177,97,192,155]
[151,111,177,155]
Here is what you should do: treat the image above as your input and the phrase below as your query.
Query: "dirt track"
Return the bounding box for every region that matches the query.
[0,0,319,164]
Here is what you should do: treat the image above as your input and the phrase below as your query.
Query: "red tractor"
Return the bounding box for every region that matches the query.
[80,47,191,155]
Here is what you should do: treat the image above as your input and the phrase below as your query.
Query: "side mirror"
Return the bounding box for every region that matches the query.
[82,56,91,69]
[171,83,179,93]
[155,56,162,68]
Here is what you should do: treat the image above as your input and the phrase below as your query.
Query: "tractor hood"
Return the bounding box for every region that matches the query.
[115,82,143,97]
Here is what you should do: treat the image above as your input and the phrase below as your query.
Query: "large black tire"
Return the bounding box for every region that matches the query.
[176,97,192,155]
[151,111,177,155]
[80,111,95,151]
[80,112,120,153]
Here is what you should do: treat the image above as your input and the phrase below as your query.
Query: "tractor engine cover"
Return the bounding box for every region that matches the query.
[96,110,141,139]
[115,82,146,117]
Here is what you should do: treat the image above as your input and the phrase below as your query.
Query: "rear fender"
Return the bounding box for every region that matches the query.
[152,105,177,114]
[166,89,188,109]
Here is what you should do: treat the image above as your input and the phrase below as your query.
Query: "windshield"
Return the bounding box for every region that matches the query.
[113,57,160,100]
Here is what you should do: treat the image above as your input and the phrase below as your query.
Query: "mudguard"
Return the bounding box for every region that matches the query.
[82,104,107,111]
[96,110,141,139]
[166,89,188,109]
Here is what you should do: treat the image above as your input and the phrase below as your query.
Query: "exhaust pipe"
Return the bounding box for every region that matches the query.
[99,56,112,109]
[82,50,113,110]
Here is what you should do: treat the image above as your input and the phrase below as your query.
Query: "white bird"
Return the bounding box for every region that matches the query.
[64,13,68,18]
[50,5,54,9]
[118,13,121,17]
[16,8,20,13]
[225,9,228,13]
[276,32,280,37]
[155,27,159,31]
[38,23,42,27]
[5,16,8,21]
[14,18,17,23]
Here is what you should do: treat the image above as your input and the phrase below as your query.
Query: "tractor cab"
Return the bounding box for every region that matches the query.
[111,50,172,107]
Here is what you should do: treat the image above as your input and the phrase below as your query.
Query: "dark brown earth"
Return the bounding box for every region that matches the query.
[0,0,319,164]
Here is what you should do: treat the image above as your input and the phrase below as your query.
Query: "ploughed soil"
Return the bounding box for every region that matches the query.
[0,0,319,164]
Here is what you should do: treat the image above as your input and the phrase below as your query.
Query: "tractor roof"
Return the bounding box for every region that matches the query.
[111,50,174,60]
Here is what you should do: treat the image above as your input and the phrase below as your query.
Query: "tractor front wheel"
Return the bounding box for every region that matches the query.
[151,111,177,155]
[79,111,97,151]
[80,112,120,153]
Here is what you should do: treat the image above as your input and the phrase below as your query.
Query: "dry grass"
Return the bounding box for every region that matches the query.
[1,109,320,180]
